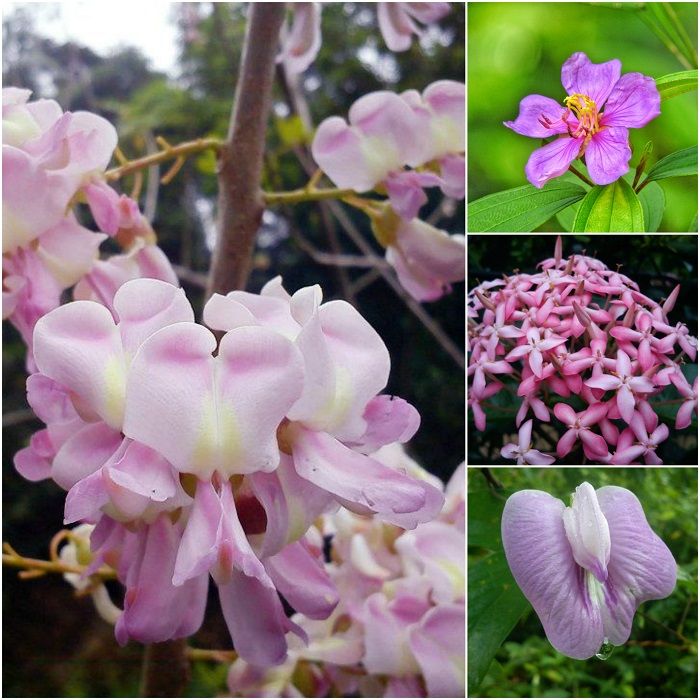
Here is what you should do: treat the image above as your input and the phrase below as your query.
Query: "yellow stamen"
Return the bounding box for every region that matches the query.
[563,93,600,137]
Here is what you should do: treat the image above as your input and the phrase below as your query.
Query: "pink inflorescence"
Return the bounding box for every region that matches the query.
[468,238,697,465]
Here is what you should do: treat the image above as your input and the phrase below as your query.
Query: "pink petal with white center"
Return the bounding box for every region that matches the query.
[439,153,465,199]
[218,569,302,666]
[529,347,544,377]
[125,323,303,478]
[113,278,194,357]
[561,52,621,108]
[525,135,584,189]
[36,217,106,288]
[586,375,621,391]
[33,301,126,429]
[409,604,465,698]
[676,400,695,430]
[291,426,443,529]
[265,540,339,619]
[422,79,465,155]
[616,384,637,423]
[202,293,259,331]
[504,94,570,138]
[585,127,631,185]
[523,448,556,465]
[553,403,577,425]
[289,300,390,441]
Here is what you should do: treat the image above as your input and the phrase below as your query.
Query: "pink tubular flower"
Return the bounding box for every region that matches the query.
[670,373,698,429]
[501,419,555,465]
[504,52,661,188]
[377,2,451,52]
[505,327,567,378]
[553,402,609,460]
[277,3,322,75]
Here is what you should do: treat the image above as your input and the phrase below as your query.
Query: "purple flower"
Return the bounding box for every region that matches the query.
[504,52,661,188]
[502,482,676,659]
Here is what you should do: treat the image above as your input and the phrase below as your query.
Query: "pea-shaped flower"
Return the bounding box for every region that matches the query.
[502,482,676,659]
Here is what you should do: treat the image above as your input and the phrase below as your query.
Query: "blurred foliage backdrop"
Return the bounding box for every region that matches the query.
[468,467,698,698]
[467,234,698,465]
[468,2,698,232]
[2,3,464,696]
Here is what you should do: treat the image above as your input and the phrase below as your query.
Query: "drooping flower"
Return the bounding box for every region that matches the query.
[504,52,661,188]
[377,2,452,52]
[502,482,676,659]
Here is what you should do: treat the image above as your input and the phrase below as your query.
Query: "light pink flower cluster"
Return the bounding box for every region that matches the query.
[278,3,452,74]
[227,451,464,698]
[15,276,443,665]
[468,238,697,465]
[312,82,465,301]
[2,88,175,359]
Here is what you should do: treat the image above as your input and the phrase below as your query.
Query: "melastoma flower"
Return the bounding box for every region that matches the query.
[502,482,677,659]
[504,52,661,188]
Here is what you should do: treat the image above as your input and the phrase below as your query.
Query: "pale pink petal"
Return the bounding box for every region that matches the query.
[352,395,421,452]
[525,136,584,189]
[561,52,621,108]
[617,385,636,424]
[585,375,621,391]
[585,127,631,186]
[504,94,570,138]
[529,347,544,377]
[553,403,577,426]
[277,2,322,75]
[556,428,578,458]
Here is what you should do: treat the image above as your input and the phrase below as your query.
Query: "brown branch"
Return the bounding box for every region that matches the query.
[172,264,208,289]
[291,229,390,269]
[206,3,287,298]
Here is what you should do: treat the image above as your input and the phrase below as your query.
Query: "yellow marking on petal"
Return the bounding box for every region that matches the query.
[191,394,241,477]
[429,114,462,156]
[103,355,126,428]
[360,135,401,184]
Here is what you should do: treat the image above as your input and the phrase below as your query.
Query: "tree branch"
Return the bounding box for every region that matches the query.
[206,3,287,298]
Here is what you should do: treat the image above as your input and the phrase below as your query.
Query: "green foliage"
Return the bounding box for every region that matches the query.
[572,178,645,232]
[642,145,698,183]
[468,468,698,699]
[656,69,699,99]
[468,181,586,232]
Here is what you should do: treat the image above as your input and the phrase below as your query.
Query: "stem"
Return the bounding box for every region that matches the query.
[140,639,190,697]
[635,177,651,194]
[480,468,503,490]
[568,164,594,187]
[263,186,356,205]
[206,3,287,298]
[2,549,116,580]
[105,138,222,181]
[186,647,239,663]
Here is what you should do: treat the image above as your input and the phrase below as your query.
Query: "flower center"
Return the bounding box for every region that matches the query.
[564,93,600,138]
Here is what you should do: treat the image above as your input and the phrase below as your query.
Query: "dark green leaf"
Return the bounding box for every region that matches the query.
[638,181,665,232]
[468,489,509,551]
[656,70,698,99]
[468,551,531,694]
[643,146,698,183]
[468,182,586,232]
[572,178,645,232]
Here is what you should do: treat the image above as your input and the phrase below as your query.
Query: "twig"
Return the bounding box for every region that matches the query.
[568,164,594,187]
[105,138,222,181]
[2,408,37,427]
[186,647,239,663]
[264,185,356,205]
[2,547,116,580]
[480,468,503,490]
[291,229,389,269]
[171,264,208,290]
[206,3,287,298]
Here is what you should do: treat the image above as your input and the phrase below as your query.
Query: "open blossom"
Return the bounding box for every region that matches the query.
[228,457,464,698]
[311,81,464,219]
[468,237,697,465]
[500,419,555,465]
[17,276,443,664]
[504,52,661,188]
[502,482,676,659]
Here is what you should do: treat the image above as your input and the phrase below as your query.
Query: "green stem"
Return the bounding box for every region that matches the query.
[263,186,357,205]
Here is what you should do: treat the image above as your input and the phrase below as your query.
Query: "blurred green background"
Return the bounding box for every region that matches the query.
[468,466,698,698]
[468,2,698,232]
[3,3,464,696]
[467,234,698,465]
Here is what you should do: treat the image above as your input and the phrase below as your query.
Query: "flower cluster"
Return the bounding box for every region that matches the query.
[227,451,465,697]
[502,482,676,659]
[504,52,661,188]
[2,88,175,361]
[468,237,697,465]
[312,81,465,301]
[15,276,444,665]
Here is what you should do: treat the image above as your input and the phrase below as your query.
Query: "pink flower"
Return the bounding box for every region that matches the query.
[501,420,555,465]
[585,349,655,424]
[553,402,609,460]
[377,2,451,52]
[505,327,567,378]
[670,373,698,430]
[276,3,322,75]
[504,52,660,188]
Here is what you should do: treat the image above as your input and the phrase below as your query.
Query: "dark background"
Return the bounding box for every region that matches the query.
[3,3,465,696]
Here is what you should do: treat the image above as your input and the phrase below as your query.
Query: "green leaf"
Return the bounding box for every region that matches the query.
[572,178,645,232]
[642,146,698,184]
[638,181,665,232]
[275,115,307,148]
[656,70,698,100]
[468,489,509,551]
[468,551,531,694]
[639,3,698,70]
[468,181,586,232]
[689,211,698,232]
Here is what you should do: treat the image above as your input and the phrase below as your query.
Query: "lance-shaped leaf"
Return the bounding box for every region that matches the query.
[641,146,698,184]
[656,70,698,100]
